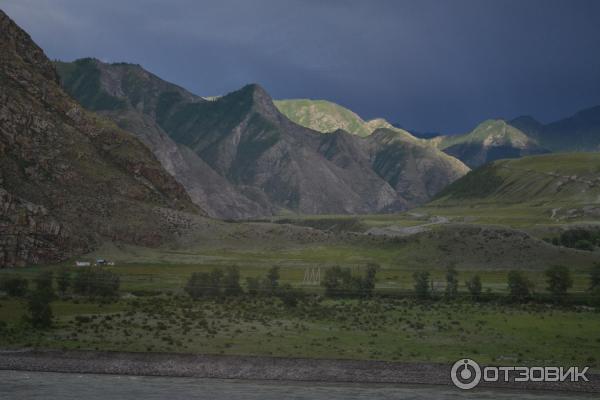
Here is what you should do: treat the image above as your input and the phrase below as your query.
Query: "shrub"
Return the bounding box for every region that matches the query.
[27,288,53,329]
[1,277,29,297]
[56,267,71,295]
[465,275,482,301]
[413,271,431,300]
[276,283,302,308]
[322,264,379,298]
[73,268,120,298]
[590,263,600,291]
[507,270,533,302]
[223,266,242,296]
[445,266,459,300]
[544,265,573,302]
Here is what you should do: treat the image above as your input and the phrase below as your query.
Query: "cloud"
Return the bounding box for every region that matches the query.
[2,0,600,132]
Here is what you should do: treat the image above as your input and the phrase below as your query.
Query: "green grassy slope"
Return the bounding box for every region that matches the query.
[428,152,600,223]
[274,98,416,140]
[430,120,547,168]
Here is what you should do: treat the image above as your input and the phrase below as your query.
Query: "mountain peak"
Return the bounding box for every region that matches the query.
[0,10,59,84]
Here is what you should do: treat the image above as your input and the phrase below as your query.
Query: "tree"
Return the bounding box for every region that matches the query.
[361,263,379,297]
[445,266,459,300]
[27,287,53,329]
[322,266,348,297]
[56,267,71,295]
[0,277,28,297]
[207,269,224,297]
[507,270,533,302]
[465,275,482,301]
[413,271,430,300]
[545,265,573,302]
[72,268,120,298]
[276,283,302,308]
[34,271,54,299]
[265,266,280,292]
[590,263,600,291]
[223,265,242,296]
[245,276,261,296]
[185,272,211,299]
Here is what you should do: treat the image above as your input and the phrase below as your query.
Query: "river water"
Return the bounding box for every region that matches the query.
[0,370,595,400]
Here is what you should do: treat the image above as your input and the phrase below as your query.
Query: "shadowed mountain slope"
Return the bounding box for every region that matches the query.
[0,11,202,266]
[56,60,470,216]
[510,106,600,152]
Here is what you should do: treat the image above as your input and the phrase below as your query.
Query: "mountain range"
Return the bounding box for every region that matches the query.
[272,98,600,168]
[3,8,600,268]
[55,59,468,218]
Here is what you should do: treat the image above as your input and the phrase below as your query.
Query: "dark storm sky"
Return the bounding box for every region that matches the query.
[3,0,600,133]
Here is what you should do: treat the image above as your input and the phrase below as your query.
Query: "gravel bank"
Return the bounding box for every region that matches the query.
[0,349,598,393]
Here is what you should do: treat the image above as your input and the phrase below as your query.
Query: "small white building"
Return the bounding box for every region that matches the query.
[75,261,91,267]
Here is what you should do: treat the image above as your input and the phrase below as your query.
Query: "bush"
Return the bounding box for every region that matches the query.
[185,267,241,299]
[73,268,120,298]
[1,277,29,297]
[56,267,71,295]
[27,288,53,329]
[590,263,600,291]
[544,265,573,302]
[34,271,55,299]
[507,270,533,302]
[445,266,459,300]
[223,266,242,296]
[322,264,379,298]
[276,283,302,308]
[465,275,482,301]
[413,271,431,300]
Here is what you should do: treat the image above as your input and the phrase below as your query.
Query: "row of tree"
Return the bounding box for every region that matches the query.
[0,268,121,330]
[0,268,121,299]
[413,264,600,303]
[184,266,302,307]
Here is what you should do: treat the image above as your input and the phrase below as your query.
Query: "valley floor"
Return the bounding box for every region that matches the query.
[1,296,599,371]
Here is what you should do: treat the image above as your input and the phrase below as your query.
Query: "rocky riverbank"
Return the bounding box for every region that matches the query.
[0,349,598,393]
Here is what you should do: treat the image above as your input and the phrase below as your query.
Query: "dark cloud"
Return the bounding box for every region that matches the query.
[3,0,600,133]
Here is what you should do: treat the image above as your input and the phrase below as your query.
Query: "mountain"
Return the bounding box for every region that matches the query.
[431,152,600,220]
[55,58,272,219]
[274,98,417,140]
[430,119,548,168]
[510,106,600,152]
[0,11,202,266]
[369,129,470,205]
[56,59,470,216]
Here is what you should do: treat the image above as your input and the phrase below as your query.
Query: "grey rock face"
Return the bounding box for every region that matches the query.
[56,61,470,217]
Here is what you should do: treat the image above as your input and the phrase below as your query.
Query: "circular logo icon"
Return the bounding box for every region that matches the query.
[451,358,481,390]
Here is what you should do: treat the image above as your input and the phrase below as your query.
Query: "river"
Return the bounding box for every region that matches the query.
[0,370,595,399]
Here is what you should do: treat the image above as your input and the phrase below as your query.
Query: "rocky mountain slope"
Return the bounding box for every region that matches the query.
[56,60,470,216]
[430,120,548,168]
[0,11,202,267]
[55,59,272,219]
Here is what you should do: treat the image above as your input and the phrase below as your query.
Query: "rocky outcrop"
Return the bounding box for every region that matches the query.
[0,10,202,266]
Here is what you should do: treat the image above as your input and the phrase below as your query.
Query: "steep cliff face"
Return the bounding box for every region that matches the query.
[0,11,201,266]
